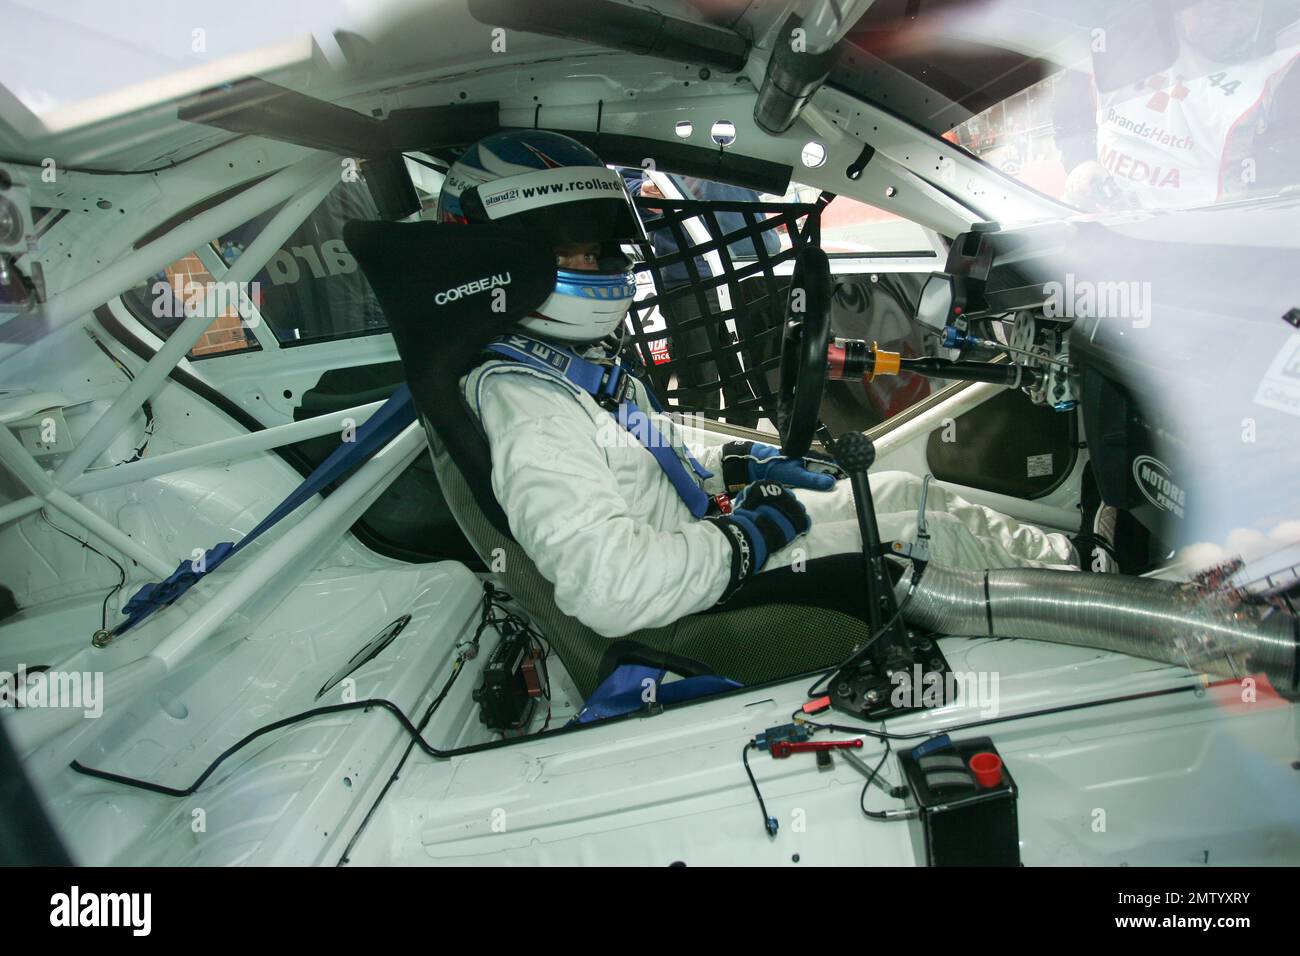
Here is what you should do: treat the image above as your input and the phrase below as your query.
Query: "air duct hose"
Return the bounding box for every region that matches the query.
[896,564,1299,696]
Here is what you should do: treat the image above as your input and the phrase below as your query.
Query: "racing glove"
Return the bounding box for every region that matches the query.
[719,440,847,493]
[706,480,811,601]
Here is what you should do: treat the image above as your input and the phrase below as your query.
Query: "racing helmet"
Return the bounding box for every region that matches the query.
[437,130,647,343]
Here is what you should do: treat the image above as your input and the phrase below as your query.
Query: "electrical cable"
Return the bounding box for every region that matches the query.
[742,741,777,837]
[72,629,1202,820]
[38,509,126,632]
[70,582,557,797]
[338,582,506,864]
[0,135,248,178]
[797,682,1201,741]
[71,698,458,797]
[85,330,154,465]
[794,684,1203,827]
[858,736,896,820]
[806,583,916,699]
[337,660,464,865]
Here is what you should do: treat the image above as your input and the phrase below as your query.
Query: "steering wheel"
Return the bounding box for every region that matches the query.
[776,245,833,459]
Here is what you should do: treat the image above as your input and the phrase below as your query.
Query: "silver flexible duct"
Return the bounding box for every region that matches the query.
[897,564,1298,694]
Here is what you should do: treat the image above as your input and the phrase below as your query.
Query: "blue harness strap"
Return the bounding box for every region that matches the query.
[572,664,742,723]
[113,386,417,635]
[485,334,715,518]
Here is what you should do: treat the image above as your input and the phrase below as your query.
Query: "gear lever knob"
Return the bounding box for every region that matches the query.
[833,430,875,473]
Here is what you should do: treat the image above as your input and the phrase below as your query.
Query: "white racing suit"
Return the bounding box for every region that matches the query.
[1092,40,1300,209]
[466,344,1078,638]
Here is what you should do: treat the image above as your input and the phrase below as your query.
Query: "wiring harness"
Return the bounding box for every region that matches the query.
[69,583,549,795]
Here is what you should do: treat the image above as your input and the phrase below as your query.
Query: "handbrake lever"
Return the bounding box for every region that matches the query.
[890,473,932,567]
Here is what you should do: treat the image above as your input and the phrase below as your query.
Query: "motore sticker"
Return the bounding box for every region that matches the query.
[1132,454,1185,519]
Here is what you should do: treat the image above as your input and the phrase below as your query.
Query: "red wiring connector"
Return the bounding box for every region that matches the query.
[801,696,832,715]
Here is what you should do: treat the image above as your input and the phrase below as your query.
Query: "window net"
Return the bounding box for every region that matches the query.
[622,193,831,429]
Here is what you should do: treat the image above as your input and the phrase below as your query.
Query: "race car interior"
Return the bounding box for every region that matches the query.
[360,145,1200,722]
[345,178,1299,733]
[2,0,1298,867]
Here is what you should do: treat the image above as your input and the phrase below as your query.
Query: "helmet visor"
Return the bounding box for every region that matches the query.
[554,240,644,275]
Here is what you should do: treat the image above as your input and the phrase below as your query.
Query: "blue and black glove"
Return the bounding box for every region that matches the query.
[720,440,848,493]
[706,480,811,601]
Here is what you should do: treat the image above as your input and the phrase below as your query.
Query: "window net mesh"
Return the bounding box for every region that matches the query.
[622,193,831,428]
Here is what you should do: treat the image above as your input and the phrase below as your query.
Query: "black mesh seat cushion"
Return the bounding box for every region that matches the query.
[344,221,874,697]
[426,429,870,694]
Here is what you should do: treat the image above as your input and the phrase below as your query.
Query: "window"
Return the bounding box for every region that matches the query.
[946,70,1077,209]
[753,181,934,257]
[639,171,933,257]
[122,171,394,353]
[402,153,447,220]
[947,11,1300,213]
[120,247,262,360]
[213,178,385,345]
[624,169,938,436]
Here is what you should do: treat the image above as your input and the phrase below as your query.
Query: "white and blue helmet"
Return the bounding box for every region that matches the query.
[437,130,647,343]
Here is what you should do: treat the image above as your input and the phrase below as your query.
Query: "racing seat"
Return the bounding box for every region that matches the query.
[344,221,872,697]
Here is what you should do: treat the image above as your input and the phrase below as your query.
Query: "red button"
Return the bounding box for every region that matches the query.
[969,751,1003,788]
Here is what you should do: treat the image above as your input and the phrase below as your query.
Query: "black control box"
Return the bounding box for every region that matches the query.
[899,736,1020,866]
[473,630,536,732]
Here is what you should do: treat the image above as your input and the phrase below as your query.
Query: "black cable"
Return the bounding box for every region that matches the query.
[339,583,511,864]
[805,664,837,700]
[117,398,155,466]
[798,682,1201,741]
[86,330,154,465]
[806,584,916,699]
[38,509,126,632]
[742,741,777,837]
[828,684,1203,822]
[337,660,465,865]
[71,698,451,796]
[71,646,543,797]
[859,737,896,820]
[71,582,559,798]
[0,135,247,177]
[70,638,1203,807]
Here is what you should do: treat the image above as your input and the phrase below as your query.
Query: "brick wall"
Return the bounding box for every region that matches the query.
[163,253,253,357]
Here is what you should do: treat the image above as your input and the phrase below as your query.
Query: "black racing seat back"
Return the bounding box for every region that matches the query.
[344,221,872,696]
[343,221,554,539]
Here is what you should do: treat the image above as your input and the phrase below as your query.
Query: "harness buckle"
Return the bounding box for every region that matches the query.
[596,364,635,411]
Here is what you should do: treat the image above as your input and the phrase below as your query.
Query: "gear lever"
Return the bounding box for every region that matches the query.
[832,432,908,643]
[822,431,948,719]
